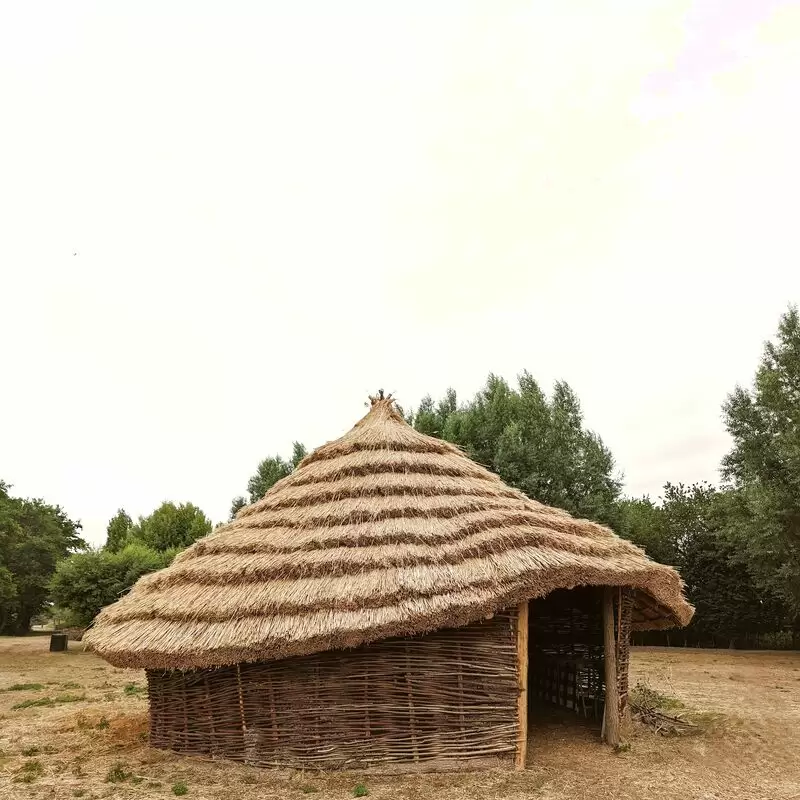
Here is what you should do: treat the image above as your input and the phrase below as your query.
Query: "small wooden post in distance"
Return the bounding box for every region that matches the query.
[602,587,621,747]
[515,600,529,770]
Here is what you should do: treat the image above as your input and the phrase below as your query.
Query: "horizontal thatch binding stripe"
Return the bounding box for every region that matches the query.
[85,395,694,669]
[180,511,616,558]
[101,550,673,621]
[282,449,503,485]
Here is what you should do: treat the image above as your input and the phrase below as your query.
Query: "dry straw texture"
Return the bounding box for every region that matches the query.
[85,396,693,669]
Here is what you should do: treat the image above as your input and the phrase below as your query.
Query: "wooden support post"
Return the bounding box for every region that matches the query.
[515,600,529,770]
[602,587,621,747]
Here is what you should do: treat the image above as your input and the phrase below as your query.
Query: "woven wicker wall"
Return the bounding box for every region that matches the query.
[147,610,519,770]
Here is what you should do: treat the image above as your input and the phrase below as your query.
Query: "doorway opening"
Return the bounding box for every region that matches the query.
[527,587,606,728]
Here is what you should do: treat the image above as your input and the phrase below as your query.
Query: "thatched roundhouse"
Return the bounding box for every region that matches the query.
[86,395,693,771]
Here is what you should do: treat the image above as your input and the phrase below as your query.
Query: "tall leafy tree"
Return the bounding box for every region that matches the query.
[128,502,212,552]
[230,442,308,519]
[616,482,790,646]
[0,481,84,634]
[247,456,292,502]
[662,483,788,647]
[613,496,676,565]
[722,305,800,614]
[0,565,18,633]
[51,543,172,627]
[410,374,621,523]
[105,509,132,553]
[229,495,248,520]
[53,500,208,627]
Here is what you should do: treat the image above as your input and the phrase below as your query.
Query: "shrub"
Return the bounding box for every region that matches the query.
[2,683,44,692]
[761,631,793,650]
[172,780,189,795]
[55,693,86,704]
[14,759,45,783]
[353,784,369,797]
[629,679,683,711]
[50,543,170,628]
[13,697,54,710]
[106,762,131,783]
[14,693,85,709]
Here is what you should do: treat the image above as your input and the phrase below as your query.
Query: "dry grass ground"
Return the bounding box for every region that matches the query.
[1,638,798,800]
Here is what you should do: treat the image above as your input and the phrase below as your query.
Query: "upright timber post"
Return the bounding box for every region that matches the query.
[602,587,621,747]
[515,600,529,770]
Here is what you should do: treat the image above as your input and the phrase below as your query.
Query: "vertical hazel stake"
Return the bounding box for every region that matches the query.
[204,676,217,753]
[404,643,420,761]
[456,641,466,744]
[181,673,189,749]
[267,672,279,745]
[515,601,529,770]
[236,664,248,738]
[602,587,621,748]
[363,668,371,741]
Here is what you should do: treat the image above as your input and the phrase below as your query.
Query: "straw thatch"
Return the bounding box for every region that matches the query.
[85,395,693,669]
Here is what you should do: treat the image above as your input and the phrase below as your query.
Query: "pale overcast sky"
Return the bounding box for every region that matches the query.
[2,1,799,546]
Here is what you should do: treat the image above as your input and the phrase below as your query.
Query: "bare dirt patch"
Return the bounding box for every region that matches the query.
[1,639,798,799]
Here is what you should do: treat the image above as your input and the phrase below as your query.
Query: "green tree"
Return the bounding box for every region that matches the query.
[247,456,292,502]
[128,502,212,552]
[51,543,171,627]
[411,374,621,523]
[105,509,132,553]
[0,565,18,633]
[617,482,791,647]
[229,496,247,520]
[0,481,84,634]
[661,483,788,647]
[722,305,800,614]
[230,442,308,519]
[613,496,676,565]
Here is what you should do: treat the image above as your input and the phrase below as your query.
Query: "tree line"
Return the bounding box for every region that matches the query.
[2,306,798,648]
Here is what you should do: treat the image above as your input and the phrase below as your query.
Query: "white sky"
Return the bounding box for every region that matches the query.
[2,1,799,546]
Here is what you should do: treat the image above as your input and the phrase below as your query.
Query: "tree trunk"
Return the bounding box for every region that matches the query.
[14,610,32,636]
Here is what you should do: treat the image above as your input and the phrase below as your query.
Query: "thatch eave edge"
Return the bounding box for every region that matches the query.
[84,575,694,670]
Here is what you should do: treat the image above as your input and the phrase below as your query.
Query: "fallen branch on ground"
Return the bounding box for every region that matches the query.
[630,702,698,736]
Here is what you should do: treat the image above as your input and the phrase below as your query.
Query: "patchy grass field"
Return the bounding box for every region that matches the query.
[1,639,799,800]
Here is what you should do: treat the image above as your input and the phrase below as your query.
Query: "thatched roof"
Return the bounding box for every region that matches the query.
[85,395,693,669]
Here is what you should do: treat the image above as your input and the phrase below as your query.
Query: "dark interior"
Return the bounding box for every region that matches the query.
[528,587,606,724]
